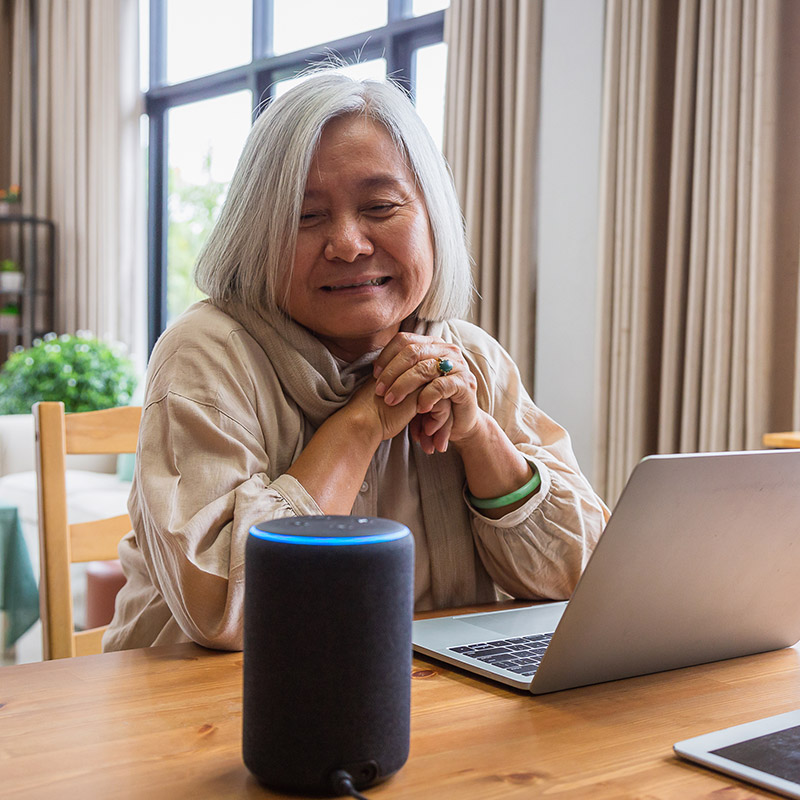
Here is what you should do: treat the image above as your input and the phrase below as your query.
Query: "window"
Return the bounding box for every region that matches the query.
[143,0,448,351]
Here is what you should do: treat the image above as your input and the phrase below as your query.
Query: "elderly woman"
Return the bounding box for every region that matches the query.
[104,72,609,652]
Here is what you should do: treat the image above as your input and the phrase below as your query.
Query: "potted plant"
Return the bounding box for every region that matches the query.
[0,258,24,293]
[0,302,20,332]
[0,184,21,215]
[0,331,138,413]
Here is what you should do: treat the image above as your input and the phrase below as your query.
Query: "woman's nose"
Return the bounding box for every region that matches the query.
[323,216,374,262]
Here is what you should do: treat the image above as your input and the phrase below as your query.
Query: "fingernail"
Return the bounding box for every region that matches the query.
[375,381,385,396]
[373,364,383,379]
[384,392,395,405]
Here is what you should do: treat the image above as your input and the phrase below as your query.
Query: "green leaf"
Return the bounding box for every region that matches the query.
[0,334,138,414]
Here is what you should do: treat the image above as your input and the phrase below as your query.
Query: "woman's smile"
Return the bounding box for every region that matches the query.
[321,275,391,291]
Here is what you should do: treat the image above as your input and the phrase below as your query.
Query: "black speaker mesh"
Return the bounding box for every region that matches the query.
[243,517,414,794]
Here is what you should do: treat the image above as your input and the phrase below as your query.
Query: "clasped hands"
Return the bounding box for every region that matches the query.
[350,332,481,455]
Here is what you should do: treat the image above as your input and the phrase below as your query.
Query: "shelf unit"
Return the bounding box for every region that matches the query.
[0,214,56,363]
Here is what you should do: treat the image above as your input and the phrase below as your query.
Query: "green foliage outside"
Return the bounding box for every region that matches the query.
[167,152,227,323]
[0,332,138,414]
[0,153,222,413]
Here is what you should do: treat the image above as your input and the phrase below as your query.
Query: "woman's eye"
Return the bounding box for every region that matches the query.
[367,203,397,215]
[299,212,322,226]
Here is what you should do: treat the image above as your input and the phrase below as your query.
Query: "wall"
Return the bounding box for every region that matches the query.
[535,0,605,485]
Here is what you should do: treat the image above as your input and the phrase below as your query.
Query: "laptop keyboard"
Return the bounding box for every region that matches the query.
[449,632,553,677]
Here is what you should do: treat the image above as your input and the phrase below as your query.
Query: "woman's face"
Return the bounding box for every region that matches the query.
[282,113,435,361]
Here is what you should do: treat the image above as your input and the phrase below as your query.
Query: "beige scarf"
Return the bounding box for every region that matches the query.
[218,299,496,609]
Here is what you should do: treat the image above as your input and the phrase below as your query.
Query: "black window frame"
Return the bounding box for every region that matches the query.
[145,0,446,352]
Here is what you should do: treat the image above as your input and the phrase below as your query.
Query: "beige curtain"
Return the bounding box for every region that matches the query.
[5,0,32,214]
[443,0,542,390]
[596,0,800,504]
[5,0,145,366]
[0,3,12,193]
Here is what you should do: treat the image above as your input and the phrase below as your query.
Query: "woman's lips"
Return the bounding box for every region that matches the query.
[322,276,390,291]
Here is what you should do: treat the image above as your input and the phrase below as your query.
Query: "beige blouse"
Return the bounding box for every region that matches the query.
[103,301,609,652]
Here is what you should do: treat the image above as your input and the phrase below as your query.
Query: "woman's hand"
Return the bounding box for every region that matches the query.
[370,332,535,517]
[372,332,482,454]
[345,375,425,445]
[409,398,453,454]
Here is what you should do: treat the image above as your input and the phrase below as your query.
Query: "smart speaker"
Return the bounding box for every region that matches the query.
[242,515,415,795]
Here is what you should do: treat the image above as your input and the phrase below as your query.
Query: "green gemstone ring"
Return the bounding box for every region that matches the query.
[437,357,454,376]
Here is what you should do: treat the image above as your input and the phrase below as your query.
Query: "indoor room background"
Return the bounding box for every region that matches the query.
[0,0,798,507]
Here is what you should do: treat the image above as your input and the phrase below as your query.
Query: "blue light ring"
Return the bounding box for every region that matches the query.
[249,527,410,546]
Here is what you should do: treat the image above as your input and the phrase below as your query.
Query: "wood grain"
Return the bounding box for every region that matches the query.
[69,515,132,563]
[2,615,799,798]
[763,431,800,448]
[64,405,142,454]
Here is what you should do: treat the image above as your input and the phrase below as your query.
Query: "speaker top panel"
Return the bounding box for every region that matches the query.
[250,515,411,546]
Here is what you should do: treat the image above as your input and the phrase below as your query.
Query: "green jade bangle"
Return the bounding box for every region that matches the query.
[468,468,541,509]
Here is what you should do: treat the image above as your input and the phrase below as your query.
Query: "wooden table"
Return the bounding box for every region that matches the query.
[763,431,800,448]
[2,622,800,799]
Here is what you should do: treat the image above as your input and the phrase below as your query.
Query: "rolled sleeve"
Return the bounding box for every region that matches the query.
[469,456,607,600]
[453,320,610,602]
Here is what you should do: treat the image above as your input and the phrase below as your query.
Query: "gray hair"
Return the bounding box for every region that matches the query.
[193,70,473,321]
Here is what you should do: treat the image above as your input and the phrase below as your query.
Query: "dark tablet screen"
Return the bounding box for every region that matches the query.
[712,724,800,783]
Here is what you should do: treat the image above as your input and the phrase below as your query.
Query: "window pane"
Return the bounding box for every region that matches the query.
[272,0,387,56]
[166,0,252,85]
[414,43,447,149]
[140,0,149,91]
[273,59,387,98]
[167,91,253,323]
[412,0,449,15]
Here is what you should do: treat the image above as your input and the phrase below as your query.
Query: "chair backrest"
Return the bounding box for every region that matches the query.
[34,401,142,659]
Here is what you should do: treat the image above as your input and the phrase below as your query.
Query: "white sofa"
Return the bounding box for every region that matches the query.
[0,413,132,664]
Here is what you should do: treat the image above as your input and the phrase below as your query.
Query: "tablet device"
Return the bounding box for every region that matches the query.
[674,709,800,798]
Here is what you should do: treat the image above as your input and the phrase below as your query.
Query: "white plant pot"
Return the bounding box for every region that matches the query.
[0,271,24,292]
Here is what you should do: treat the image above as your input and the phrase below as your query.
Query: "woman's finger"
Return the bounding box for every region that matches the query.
[372,332,440,379]
[378,346,465,406]
[379,356,440,405]
[416,367,475,414]
[373,335,457,399]
[415,400,454,454]
[431,413,453,452]
[416,413,452,454]
[422,398,451,435]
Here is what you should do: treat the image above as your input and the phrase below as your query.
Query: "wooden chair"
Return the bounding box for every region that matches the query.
[34,401,142,659]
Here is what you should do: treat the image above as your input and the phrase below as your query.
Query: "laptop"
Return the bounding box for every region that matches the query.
[412,450,800,694]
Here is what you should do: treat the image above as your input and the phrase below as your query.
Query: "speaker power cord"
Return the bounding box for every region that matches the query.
[330,769,371,800]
